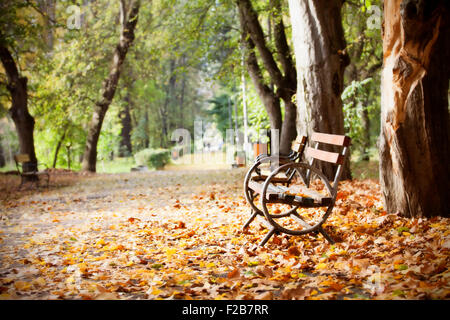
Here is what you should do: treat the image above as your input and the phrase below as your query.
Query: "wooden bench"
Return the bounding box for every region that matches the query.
[243,132,350,246]
[14,154,50,190]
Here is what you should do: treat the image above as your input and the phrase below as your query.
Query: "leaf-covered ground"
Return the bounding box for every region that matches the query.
[0,169,449,300]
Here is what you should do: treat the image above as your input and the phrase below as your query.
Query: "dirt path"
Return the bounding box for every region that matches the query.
[0,169,448,300]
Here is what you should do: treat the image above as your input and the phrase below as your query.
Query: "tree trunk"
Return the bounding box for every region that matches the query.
[379,0,450,218]
[0,139,5,168]
[178,56,187,128]
[52,126,67,168]
[144,108,150,148]
[242,26,282,132]
[159,59,177,148]
[119,93,133,156]
[241,25,282,137]
[237,0,297,154]
[288,0,351,180]
[360,94,371,161]
[81,0,140,172]
[0,45,37,173]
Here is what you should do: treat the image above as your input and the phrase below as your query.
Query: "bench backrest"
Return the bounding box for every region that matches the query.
[305,132,350,193]
[14,154,30,164]
[291,135,307,153]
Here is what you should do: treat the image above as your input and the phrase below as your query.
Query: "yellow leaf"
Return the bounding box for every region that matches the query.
[166,248,177,257]
[0,293,12,300]
[150,287,162,295]
[96,239,106,247]
[33,277,46,287]
[14,281,31,291]
[78,263,88,273]
[206,262,215,268]
[316,263,327,270]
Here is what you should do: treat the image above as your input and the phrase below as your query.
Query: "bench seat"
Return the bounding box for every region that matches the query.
[248,180,332,207]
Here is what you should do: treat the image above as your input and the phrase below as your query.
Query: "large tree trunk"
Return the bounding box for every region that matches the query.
[379,0,450,218]
[81,0,140,172]
[0,45,37,173]
[288,0,351,180]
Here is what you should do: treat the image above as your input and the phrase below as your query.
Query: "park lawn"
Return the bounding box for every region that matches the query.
[0,169,448,300]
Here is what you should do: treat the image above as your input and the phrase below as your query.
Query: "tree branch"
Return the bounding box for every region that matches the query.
[271,0,296,86]
[0,44,21,87]
[236,0,284,88]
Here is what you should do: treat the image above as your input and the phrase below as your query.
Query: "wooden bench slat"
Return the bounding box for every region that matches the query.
[291,136,307,153]
[311,132,351,147]
[306,147,344,164]
[248,181,329,206]
[14,154,31,163]
[248,181,281,201]
[285,185,332,206]
[251,175,290,184]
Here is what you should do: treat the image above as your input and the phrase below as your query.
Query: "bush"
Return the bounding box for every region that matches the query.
[134,148,171,169]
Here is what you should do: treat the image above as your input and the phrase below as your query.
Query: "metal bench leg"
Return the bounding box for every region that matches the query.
[259,227,277,246]
[318,226,335,244]
[18,175,24,191]
[243,210,258,230]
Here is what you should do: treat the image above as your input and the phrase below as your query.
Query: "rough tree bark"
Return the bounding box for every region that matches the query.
[237,0,297,155]
[379,0,450,217]
[0,44,38,172]
[81,0,140,172]
[288,0,351,180]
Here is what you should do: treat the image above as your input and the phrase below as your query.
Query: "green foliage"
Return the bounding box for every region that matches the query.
[342,78,379,156]
[342,78,372,138]
[206,93,233,139]
[0,0,384,172]
[134,148,171,170]
[245,87,270,142]
[342,0,382,158]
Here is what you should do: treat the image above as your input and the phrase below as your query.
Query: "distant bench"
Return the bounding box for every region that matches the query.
[14,154,50,190]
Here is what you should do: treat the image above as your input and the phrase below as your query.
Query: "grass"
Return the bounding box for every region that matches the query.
[96,157,136,173]
[350,148,379,180]
[0,149,381,179]
[0,163,16,173]
[97,152,232,173]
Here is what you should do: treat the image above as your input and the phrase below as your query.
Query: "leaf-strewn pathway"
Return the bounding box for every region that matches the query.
[0,169,448,300]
